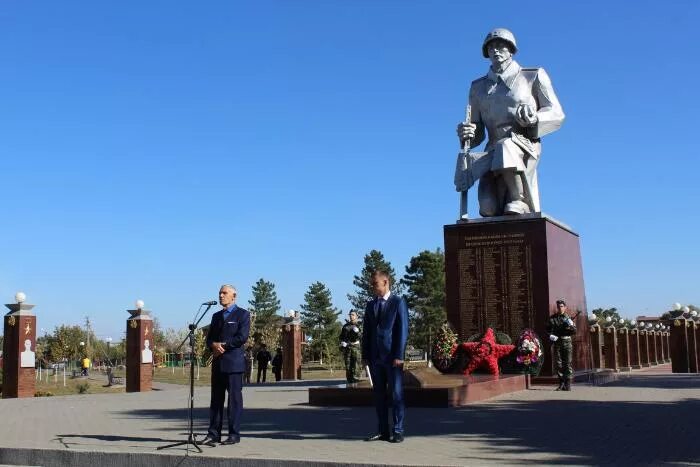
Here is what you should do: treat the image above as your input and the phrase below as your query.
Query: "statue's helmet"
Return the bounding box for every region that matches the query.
[482,28,518,58]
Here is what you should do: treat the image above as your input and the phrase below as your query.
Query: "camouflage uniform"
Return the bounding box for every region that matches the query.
[546,311,576,390]
[339,320,362,383]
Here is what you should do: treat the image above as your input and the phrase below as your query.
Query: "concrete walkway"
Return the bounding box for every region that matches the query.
[0,364,698,466]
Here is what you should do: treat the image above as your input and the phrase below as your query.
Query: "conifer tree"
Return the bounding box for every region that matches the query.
[347,249,401,317]
[401,249,446,352]
[301,281,341,364]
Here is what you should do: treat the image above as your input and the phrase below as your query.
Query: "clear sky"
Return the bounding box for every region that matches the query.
[1,1,698,341]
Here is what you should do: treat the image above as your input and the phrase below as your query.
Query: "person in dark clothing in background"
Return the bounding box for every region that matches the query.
[271,347,283,382]
[256,344,272,383]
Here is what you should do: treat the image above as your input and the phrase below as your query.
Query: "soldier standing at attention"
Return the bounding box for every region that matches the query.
[340,310,362,384]
[546,299,576,391]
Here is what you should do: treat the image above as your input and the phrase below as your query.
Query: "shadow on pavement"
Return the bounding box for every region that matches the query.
[110,376,700,465]
[57,434,174,443]
[243,379,345,388]
[603,374,700,389]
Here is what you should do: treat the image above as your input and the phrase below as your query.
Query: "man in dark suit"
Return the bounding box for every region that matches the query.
[361,270,409,443]
[199,284,250,447]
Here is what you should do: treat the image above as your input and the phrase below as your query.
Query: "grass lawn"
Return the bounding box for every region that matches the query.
[4,361,431,395]
[151,361,428,385]
[32,369,125,397]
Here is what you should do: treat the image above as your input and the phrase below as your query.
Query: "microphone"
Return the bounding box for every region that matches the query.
[202,301,218,306]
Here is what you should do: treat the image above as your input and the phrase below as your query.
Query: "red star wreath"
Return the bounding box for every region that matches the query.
[458,328,515,375]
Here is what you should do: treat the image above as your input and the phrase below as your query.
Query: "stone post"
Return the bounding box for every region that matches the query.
[603,325,619,371]
[617,327,631,371]
[281,317,302,380]
[639,330,650,367]
[2,301,36,398]
[650,330,659,365]
[670,317,690,373]
[655,331,664,364]
[629,328,641,369]
[658,330,666,363]
[694,325,700,369]
[589,323,603,369]
[666,331,672,363]
[126,308,153,392]
[687,321,698,373]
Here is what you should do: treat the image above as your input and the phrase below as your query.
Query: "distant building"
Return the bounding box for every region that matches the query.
[636,316,662,324]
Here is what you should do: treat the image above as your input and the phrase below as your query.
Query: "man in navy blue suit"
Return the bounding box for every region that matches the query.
[361,270,409,443]
[199,284,250,447]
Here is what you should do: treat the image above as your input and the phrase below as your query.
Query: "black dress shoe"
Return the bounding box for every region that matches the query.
[221,436,240,445]
[391,432,404,443]
[196,435,219,447]
[365,433,390,442]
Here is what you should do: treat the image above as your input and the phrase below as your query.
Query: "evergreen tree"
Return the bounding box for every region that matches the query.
[248,278,282,347]
[301,281,341,365]
[249,278,282,329]
[400,249,446,353]
[347,249,402,317]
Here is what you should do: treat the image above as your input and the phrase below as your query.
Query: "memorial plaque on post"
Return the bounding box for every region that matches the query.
[444,215,590,377]
[3,297,37,398]
[126,306,153,392]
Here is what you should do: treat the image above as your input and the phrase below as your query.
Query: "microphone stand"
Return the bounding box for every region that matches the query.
[158,303,214,453]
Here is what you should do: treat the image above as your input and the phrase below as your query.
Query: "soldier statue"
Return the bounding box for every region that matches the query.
[339,310,362,384]
[456,28,565,219]
[546,299,576,391]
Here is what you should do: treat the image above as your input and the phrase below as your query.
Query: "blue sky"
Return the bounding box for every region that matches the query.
[1,1,698,340]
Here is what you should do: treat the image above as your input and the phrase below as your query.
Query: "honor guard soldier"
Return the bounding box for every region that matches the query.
[546,299,576,390]
[339,310,362,384]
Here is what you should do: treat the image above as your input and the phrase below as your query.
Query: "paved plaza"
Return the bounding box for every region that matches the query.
[0,364,698,466]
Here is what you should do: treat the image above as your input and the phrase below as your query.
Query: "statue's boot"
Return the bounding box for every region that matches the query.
[504,199,530,214]
[563,379,572,391]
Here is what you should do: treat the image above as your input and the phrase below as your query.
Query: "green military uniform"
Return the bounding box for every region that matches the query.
[546,303,576,390]
[339,320,361,383]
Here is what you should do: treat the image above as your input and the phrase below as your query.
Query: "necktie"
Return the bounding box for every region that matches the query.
[376,298,384,323]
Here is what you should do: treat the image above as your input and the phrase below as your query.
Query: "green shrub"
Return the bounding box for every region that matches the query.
[35,391,54,397]
[77,382,90,394]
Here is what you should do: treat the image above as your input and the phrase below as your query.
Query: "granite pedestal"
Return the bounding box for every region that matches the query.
[308,367,526,407]
[444,214,591,377]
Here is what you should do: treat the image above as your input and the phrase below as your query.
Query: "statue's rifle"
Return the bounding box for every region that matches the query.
[458,105,471,220]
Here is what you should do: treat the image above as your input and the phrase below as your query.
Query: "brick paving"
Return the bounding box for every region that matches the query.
[0,364,698,466]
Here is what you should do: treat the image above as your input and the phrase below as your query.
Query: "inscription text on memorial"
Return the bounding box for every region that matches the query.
[457,232,534,338]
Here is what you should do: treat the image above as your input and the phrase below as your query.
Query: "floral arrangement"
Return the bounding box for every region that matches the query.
[432,322,458,373]
[514,328,543,376]
[432,323,515,375]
